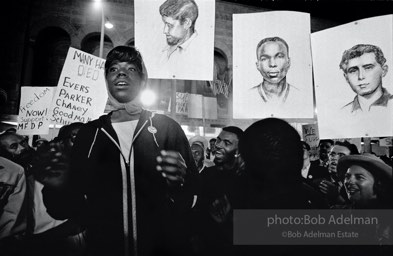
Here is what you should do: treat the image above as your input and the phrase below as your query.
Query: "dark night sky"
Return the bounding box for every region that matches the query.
[221,0,393,24]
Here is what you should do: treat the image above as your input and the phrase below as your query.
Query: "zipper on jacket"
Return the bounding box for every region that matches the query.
[99,118,149,256]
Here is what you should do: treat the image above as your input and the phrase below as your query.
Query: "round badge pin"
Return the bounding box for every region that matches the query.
[148,126,157,134]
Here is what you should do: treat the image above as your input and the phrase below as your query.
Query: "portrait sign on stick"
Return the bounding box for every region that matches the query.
[135,0,215,81]
[233,11,314,119]
[312,15,393,139]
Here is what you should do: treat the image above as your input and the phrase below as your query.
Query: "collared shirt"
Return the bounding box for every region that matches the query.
[342,87,393,114]
[236,81,308,119]
[251,82,300,105]
[252,82,293,104]
[156,31,210,80]
[320,159,329,168]
[335,87,393,138]
[161,31,199,61]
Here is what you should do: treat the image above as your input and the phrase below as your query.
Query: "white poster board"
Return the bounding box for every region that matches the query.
[188,94,218,119]
[312,15,393,139]
[49,47,108,125]
[17,87,55,135]
[233,11,314,119]
[379,137,392,147]
[135,0,215,81]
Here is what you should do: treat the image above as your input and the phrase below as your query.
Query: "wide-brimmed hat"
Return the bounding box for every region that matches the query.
[337,153,392,181]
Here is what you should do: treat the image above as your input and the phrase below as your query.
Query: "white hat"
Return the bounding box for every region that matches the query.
[337,153,392,182]
[189,135,208,152]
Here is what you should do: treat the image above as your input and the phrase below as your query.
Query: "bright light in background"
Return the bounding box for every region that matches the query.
[105,21,113,29]
[140,89,157,107]
[93,0,102,9]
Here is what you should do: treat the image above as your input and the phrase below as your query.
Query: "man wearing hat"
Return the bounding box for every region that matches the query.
[338,153,392,209]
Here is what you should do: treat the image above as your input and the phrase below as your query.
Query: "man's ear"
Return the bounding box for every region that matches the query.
[343,72,349,82]
[183,18,192,29]
[382,64,388,77]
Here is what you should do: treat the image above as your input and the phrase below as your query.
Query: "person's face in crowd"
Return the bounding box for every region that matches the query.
[344,165,376,206]
[191,144,204,168]
[35,139,48,149]
[162,15,190,46]
[256,41,291,84]
[344,52,388,97]
[319,141,333,161]
[328,145,351,173]
[106,61,143,103]
[214,131,239,166]
[0,134,34,164]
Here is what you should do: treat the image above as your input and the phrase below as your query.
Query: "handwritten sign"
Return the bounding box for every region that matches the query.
[50,47,108,125]
[17,87,54,135]
[302,124,319,161]
[176,92,189,115]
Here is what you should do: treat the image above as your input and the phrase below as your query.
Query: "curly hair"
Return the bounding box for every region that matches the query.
[339,44,386,73]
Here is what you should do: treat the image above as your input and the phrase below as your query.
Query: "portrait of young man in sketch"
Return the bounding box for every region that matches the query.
[339,44,392,115]
[251,36,302,105]
[159,0,199,62]
[134,0,215,81]
[312,14,393,139]
[233,11,314,119]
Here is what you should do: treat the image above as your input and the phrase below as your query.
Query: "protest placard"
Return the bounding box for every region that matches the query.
[17,87,54,135]
[302,123,319,161]
[176,92,189,115]
[50,47,108,125]
[233,11,313,119]
[312,15,393,138]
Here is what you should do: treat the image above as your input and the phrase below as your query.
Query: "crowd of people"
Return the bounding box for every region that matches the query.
[1,45,392,256]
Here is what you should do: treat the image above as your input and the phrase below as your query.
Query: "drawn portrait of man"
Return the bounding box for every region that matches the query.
[251,36,301,105]
[312,14,393,139]
[134,0,215,81]
[159,0,199,62]
[339,44,392,115]
[233,11,314,119]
